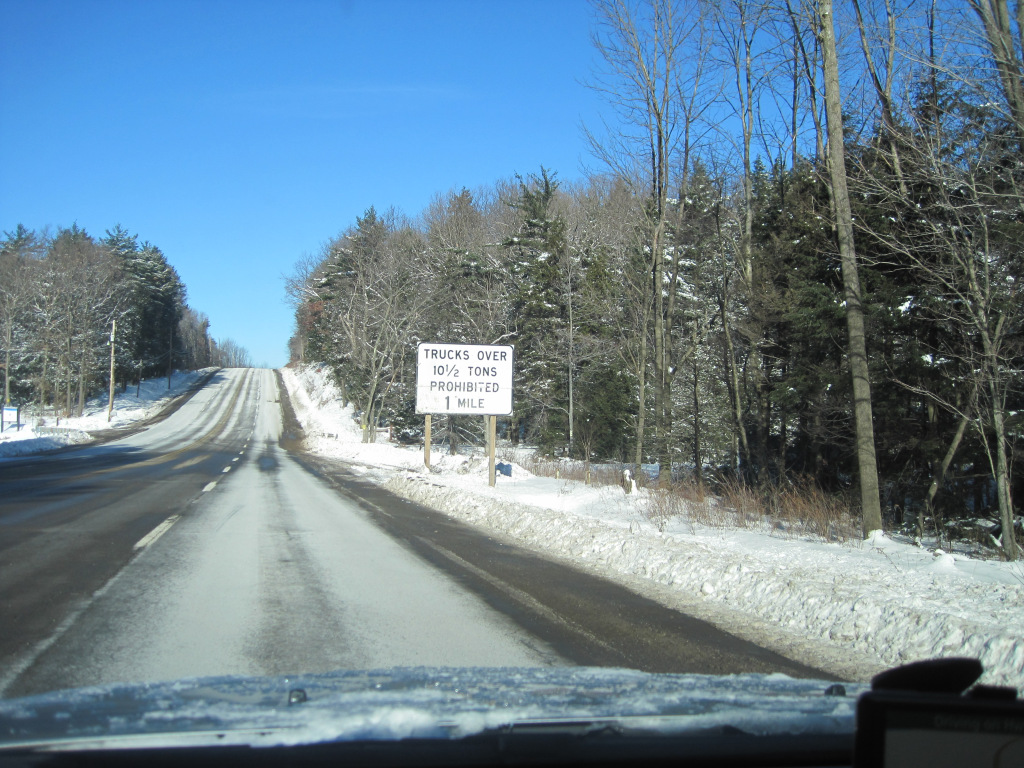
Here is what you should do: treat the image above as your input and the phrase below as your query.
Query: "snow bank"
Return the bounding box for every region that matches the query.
[280,364,1024,691]
[0,369,215,458]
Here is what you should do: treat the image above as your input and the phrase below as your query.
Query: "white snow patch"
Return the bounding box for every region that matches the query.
[0,369,216,458]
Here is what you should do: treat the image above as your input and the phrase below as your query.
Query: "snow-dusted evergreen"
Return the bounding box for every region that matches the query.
[0,224,250,421]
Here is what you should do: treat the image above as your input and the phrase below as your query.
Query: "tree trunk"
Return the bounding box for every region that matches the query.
[757,375,770,482]
[691,344,703,489]
[449,415,459,456]
[720,291,752,479]
[633,328,647,471]
[983,339,1018,560]
[777,406,788,480]
[971,0,1024,142]
[167,327,174,390]
[567,276,575,456]
[992,410,1016,559]
[361,409,372,444]
[924,406,969,540]
[3,342,10,406]
[652,219,673,487]
[64,356,72,418]
[39,350,47,415]
[819,0,884,536]
[77,360,85,418]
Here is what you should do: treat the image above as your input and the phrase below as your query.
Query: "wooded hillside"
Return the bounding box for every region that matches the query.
[288,0,1022,557]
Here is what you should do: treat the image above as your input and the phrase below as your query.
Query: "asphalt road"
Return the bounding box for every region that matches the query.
[0,368,827,700]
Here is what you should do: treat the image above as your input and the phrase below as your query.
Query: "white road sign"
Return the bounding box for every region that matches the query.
[416,343,514,415]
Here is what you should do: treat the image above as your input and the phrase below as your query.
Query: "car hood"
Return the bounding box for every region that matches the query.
[0,667,863,751]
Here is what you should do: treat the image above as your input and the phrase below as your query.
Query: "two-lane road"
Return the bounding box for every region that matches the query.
[0,369,263,691]
[0,368,826,699]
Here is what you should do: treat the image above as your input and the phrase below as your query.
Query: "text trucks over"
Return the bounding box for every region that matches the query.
[416,343,514,415]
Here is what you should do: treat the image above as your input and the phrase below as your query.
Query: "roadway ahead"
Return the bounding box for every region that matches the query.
[0,368,826,699]
[0,368,262,692]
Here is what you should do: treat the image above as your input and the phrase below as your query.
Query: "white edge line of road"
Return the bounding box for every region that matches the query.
[133,515,181,551]
[2,513,181,695]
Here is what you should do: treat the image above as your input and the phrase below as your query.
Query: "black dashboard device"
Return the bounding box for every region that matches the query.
[854,658,1024,767]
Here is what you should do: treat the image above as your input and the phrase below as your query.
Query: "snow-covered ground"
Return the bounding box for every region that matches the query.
[0,369,214,459]
[281,363,1024,692]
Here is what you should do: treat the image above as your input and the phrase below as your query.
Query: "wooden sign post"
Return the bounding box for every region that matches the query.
[424,413,431,468]
[415,343,513,486]
[487,414,497,487]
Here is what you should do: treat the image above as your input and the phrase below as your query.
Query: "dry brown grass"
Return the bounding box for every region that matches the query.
[717,477,763,528]
[766,478,860,541]
[497,452,859,543]
[644,487,688,530]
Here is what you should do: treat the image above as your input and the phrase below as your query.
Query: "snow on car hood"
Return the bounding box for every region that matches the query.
[0,667,863,750]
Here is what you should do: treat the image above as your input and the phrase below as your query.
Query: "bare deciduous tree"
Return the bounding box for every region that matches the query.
[818,0,884,535]
[588,0,715,481]
[0,225,40,406]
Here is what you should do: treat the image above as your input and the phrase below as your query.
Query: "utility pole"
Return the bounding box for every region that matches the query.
[107,318,117,422]
[167,326,174,390]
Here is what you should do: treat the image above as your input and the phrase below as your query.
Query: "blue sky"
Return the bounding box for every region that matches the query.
[0,0,604,368]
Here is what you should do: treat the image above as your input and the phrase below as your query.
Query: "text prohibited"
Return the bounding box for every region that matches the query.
[416,343,514,415]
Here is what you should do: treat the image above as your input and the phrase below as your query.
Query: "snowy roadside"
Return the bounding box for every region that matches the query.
[280,364,1024,691]
[0,369,216,459]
